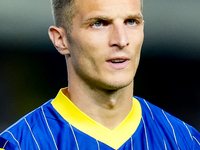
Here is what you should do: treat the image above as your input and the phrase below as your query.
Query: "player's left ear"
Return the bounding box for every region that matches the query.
[48,26,70,55]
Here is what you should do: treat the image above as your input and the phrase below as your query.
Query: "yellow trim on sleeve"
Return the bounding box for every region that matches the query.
[51,88,142,149]
[0,149,5,150]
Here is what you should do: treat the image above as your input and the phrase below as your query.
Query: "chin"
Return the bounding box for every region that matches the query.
[105,74,134,90]
[99,79,133,91]
[86,73,134,91]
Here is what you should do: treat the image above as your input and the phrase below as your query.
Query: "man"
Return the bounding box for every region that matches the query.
[0,0,200,149]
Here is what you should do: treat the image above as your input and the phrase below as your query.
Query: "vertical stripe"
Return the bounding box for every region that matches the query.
[24,118,40,150]
[183,122,193,141]
[69,124,79,150]
[142,117,149,150]
[41,106,58,150]
[163,140,167,150]
[131,136,133,150]
[96,140,100,150]
[5,131,21,150]
[143,99,154,120]
[193,136,200,145]
[3,140,8,149]
[162,110,180,150]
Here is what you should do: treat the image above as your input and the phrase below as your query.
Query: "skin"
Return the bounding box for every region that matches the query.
[49,0,144,129]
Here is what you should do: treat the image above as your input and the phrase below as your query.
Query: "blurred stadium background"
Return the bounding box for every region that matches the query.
[1,0,200,132]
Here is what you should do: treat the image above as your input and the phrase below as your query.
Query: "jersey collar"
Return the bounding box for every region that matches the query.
[51,88,142,149]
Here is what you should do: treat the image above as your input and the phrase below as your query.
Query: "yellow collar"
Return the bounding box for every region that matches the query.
[51,88,142,149]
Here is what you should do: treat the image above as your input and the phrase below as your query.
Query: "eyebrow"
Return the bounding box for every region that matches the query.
[127,14,143,20]
[82,16,112,25]
[82,13,143,26]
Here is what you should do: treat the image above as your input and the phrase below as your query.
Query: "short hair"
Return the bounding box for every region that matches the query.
[50,0,76,34]
[50,0,143,33]
[140,0,143,11]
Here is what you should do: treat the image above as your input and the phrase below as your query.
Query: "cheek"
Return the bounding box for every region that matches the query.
[131,33,143,57]
[80,27,108,45]
[129,32,143,69]
[72,32,105,61]
[70,40,100,72]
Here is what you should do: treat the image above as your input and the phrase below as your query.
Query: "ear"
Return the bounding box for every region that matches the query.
[48,26,70,55]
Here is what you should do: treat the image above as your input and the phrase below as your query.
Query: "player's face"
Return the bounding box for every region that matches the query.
[67,0,144,90]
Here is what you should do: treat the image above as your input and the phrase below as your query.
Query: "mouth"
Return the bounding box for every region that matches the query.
[107,58,130,70]
[110,60,126,63]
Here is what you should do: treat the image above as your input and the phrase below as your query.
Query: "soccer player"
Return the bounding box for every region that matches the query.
[1,0,200,149]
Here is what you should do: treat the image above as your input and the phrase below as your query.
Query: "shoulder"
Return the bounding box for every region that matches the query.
[134,96,200,149]
[0,100,54,149]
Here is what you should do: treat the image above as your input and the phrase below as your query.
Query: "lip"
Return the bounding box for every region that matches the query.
[106,57,130,70]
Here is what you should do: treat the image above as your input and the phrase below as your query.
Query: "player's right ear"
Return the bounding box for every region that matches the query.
[48,26,70,55]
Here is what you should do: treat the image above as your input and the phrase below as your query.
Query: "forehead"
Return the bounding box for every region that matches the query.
[74,0,142,18]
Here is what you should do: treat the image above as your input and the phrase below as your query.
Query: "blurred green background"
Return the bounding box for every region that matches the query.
[1,0,200,132]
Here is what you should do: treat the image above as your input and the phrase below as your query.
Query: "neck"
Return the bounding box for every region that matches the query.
[67,80,134,130]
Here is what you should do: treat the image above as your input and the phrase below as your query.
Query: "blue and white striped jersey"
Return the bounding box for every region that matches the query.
[0,88,200,150]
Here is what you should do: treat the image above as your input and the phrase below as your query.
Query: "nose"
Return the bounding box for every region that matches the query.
[109,24,129,49]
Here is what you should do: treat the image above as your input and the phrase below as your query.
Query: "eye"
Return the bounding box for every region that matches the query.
[92,21,103,27]
[126,19,137,26]
[91,20,108,28]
